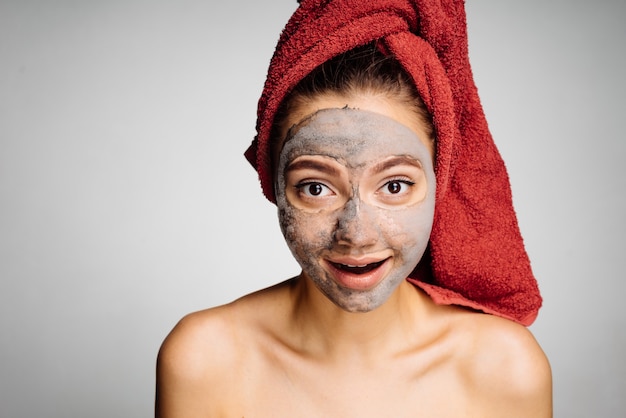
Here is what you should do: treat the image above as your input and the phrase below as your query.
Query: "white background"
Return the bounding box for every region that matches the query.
[1,0,624,416]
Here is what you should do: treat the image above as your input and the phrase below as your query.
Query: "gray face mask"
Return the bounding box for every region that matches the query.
[275,107,436,313]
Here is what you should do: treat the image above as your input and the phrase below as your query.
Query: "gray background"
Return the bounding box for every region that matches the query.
[1,0,624,416]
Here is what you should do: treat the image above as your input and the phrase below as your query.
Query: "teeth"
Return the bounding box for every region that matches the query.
[330,259,387,275]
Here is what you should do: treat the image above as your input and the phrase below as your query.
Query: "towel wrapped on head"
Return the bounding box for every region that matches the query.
[245,0,542,326]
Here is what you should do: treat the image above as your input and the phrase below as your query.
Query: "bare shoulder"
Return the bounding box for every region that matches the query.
[455,313,553,417]
[155,303,241,417]
[155,280,293,417]
[157,304,238,383]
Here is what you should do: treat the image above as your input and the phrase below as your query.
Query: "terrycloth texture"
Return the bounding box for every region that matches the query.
[244,0,542,325]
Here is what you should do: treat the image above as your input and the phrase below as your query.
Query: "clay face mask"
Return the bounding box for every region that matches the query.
[276,108,436,312]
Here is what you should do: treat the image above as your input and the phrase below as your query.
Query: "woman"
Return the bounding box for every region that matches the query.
[156,1,552,416]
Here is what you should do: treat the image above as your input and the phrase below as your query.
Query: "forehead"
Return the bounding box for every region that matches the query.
[282,92,431,140]
[281,107,432,166]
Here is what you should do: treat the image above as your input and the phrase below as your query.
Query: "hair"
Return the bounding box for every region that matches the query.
[270,41,435,167]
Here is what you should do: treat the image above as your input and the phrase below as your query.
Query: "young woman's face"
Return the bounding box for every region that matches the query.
[275,95,436,312]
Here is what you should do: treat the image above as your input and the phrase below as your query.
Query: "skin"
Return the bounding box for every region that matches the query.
[155,93,553,418]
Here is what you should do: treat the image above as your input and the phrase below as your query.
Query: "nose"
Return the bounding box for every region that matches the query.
[334,197,379,248]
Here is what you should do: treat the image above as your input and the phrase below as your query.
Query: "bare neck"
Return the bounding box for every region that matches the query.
[287,275,433,363]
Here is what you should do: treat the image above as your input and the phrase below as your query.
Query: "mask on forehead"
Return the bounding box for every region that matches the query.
[276,108,435,312]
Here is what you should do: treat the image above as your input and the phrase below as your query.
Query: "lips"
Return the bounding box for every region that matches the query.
[325,257,391,290]
[329,259,386,275]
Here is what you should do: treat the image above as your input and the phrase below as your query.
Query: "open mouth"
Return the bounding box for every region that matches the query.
[329,259,388,275]
[325,257,392,291]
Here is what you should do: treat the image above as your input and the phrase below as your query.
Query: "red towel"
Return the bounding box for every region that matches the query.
[244,0,542,325]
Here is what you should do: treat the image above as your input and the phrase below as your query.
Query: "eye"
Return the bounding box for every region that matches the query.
[296,181,333,198]
[381,179,414,195]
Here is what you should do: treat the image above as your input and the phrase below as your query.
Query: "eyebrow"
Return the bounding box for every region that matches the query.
[285,158,340,176]
[371,156,423,174]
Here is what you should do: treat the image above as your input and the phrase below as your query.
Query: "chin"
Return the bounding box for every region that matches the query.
[333,301,378,313]
[324,286,393,313]
[304,266,405,313]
